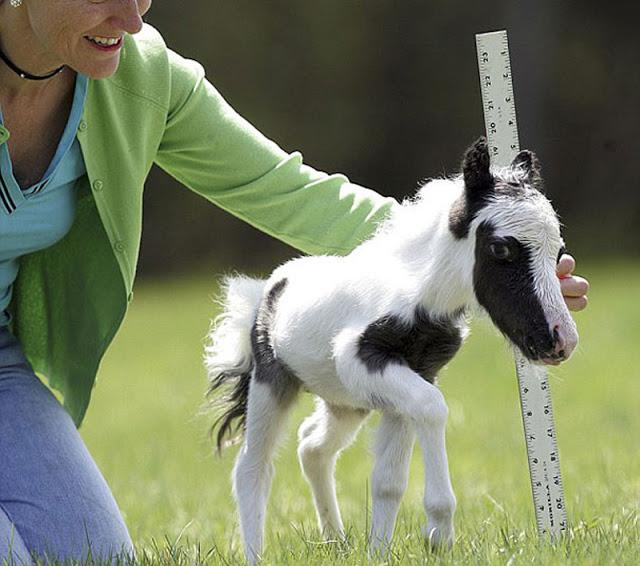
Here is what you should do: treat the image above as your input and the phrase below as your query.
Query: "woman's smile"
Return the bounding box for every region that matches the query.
[84,35,123,52]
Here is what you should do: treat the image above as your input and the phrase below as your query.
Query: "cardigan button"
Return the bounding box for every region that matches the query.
[78,120,88,132]
[114,241,125,253]
[92,179,104,192]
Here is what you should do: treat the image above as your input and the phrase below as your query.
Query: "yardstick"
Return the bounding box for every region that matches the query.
[475,30,568,540]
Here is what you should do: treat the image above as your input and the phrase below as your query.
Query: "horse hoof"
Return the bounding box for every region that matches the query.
[423,522,454,552]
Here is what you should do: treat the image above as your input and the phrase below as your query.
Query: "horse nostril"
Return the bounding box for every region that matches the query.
[550,320,578,361]
[551,324,567,357]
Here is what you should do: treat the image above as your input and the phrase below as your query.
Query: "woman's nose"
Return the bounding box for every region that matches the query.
[111,1,145,35]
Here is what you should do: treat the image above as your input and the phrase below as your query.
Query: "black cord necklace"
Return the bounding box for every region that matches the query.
[0,45,65,80]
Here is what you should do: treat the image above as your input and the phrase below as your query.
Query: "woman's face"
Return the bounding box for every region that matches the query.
[22,0,153,78]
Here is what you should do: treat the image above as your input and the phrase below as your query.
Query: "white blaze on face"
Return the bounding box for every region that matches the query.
[478,189,578,360]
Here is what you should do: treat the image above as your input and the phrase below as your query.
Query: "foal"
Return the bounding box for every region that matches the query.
[206,138,578,562]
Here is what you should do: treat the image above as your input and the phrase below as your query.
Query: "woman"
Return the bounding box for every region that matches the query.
[0,0,589,563]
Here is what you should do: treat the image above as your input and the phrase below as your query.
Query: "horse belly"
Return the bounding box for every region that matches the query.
[272,313,363,408]
[275,333,349,405]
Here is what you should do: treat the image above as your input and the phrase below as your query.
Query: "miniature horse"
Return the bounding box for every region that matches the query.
[205,138,578,563]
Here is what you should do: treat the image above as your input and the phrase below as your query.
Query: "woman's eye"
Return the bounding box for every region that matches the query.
[489,242,512,260]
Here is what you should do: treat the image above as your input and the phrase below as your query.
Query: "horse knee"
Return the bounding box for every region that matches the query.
[372,466,409,505]
[297,411,333,475]
[411,389,448,427]
[372,482,406,506]
[297,414,319,442]
[297,437,330,477]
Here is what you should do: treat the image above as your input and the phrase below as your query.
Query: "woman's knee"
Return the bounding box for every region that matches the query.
[0,506,33,565]
[0,357,134,564]
[4,498,134,565]
[26,522,133,564]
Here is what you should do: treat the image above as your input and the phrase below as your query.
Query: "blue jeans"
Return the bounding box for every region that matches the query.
[0,327,133,564]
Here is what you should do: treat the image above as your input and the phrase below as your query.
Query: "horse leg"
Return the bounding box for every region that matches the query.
[369,413,416,554]
[297,399,368,538]
[415,408,456,550]
[333,330,455,551]
[233,378,298,564]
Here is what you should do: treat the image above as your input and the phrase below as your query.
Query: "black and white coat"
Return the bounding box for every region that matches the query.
[206,138,578,563]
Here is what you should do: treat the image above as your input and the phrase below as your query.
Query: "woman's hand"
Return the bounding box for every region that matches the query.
[557,254,589,311]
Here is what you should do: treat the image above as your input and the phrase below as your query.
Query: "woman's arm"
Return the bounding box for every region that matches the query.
[154,49,397,257]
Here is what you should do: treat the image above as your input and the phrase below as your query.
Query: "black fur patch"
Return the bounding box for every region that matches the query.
[472,221,555,360]
[449,138,546,239]
[449,193,488,239]
[251,278,300,400]
[357,307,464,383]
[450,137,495,239]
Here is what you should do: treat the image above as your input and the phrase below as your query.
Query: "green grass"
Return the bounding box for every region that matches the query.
[78,261,639,564]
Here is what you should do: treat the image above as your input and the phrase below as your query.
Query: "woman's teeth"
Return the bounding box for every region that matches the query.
[86,36,121,46]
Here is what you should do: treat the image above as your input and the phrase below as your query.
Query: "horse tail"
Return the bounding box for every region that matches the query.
[205,275,266,452]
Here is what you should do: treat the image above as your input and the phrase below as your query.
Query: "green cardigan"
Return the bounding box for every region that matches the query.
[7,24,396,426]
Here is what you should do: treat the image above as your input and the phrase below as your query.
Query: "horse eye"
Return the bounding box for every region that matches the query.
[489,242,512,260]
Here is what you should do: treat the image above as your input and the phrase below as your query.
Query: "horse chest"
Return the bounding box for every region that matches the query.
[357,308,463,383]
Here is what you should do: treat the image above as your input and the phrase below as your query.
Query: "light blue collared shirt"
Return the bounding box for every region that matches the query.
[0,73,89,326]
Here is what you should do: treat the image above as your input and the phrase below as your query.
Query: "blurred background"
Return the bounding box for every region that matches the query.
[139,0,638,277]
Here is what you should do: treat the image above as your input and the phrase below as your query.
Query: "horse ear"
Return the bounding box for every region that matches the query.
[462,137,493,195]
[511,150,544,191]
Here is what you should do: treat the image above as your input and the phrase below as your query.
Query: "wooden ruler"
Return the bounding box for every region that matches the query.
[475,30,568,540]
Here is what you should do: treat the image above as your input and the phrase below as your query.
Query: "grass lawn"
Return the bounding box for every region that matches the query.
[79,260,639,564]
